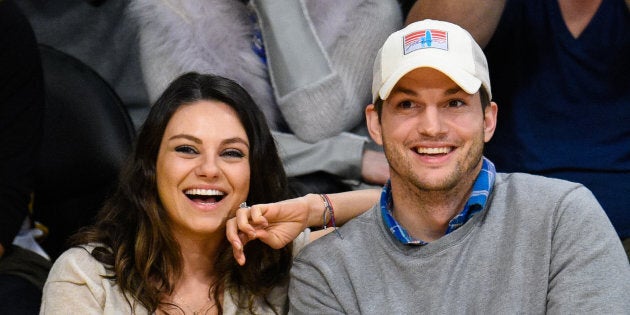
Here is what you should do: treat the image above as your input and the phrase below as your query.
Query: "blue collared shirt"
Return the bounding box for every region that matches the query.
[380,157,496,245]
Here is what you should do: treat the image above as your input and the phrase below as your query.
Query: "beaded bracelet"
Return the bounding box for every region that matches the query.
[320,194,342,238]
[320,194,334,229]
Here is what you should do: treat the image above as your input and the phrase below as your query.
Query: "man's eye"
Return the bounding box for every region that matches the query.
[448,100,465,107]
[222,149,245,158]
[398,100,414,109]
[175,145,198,154]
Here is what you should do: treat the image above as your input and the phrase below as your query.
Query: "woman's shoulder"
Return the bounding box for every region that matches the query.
[42,244,144,314]
[47,243,112,283]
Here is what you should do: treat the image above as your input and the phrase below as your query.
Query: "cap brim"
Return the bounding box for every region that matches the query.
[378,57,482,101]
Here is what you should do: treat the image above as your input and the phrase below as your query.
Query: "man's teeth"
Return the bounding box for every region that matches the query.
[416,147,451,154]
[184,189,224,196]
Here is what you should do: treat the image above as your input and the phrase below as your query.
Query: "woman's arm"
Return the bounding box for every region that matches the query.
[226,189,380,265]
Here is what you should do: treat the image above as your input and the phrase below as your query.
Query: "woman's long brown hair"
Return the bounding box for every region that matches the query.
[71,73,292,314]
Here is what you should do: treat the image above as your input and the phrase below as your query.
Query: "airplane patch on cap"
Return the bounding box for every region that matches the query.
[403,29,448,55]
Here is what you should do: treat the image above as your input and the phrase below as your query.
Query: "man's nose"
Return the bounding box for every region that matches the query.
[417,106,446,136]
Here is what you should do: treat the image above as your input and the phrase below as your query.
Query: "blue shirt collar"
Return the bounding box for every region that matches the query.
[380,157,496,245]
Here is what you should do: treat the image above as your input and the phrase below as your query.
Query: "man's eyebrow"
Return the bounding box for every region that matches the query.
[390,86,417,96]
[390,85,464,97]
[444,86,464,96]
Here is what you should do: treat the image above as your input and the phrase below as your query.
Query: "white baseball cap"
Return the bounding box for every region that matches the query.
[372,19,491,102]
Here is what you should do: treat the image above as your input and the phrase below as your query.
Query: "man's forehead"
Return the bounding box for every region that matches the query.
[389,79,467,98]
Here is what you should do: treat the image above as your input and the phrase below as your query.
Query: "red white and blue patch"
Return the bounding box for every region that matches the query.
[403,29,448,55]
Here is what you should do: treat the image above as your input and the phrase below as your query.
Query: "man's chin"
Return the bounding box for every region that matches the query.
[404,172,460,192]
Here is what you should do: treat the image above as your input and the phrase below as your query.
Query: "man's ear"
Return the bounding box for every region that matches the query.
[366,104,383,145]
[483,101,498,143]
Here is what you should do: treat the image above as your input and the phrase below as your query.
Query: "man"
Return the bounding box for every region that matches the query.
[288,20,630,313]
[405,0,630,256]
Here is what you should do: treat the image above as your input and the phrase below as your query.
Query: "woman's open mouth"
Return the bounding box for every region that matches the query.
[184,188,225,204]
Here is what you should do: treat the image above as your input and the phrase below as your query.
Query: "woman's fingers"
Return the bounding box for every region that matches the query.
[235,206,256,238]
[226,218,247,265]
[227,205,273,265]
[249,205,269,227]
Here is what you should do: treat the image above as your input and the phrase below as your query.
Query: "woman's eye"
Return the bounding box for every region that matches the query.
[222,149,245,159]
[175,145,198,154]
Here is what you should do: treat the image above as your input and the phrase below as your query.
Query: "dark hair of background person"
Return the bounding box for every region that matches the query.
[70,73,292,313]
[398,0,416,17]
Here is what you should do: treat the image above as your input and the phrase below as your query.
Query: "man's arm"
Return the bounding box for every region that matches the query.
[405,0,506,48]
[547,186,630,312]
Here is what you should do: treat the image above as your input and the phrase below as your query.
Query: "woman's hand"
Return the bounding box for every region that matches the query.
[226,196,313,265]
[226,190,380,265]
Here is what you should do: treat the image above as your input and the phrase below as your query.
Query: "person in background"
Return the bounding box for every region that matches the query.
[405,0,630,257]
[40,72,378,314]
[288,20,630,313]
[15,0,150,128]
[14,0,149,263]
[0,0,50,313]
[128,0,402,195]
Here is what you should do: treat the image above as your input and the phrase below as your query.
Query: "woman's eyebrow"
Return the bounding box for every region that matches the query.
[222,137,249,149]
[168,134,201,143]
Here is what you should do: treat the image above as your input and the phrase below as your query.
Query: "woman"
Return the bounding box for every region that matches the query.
[40,72,377,314]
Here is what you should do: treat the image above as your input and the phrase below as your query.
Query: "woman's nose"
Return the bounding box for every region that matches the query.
[195,154,219,178]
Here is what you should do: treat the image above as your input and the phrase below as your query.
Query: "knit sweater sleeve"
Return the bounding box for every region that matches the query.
[546,185,630,313]
[255,0,402,143]
[273,130,367,180]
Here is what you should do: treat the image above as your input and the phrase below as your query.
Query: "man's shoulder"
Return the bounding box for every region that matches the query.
[296,204,381,261]
[492,172,602,219]
[495,172,587,196]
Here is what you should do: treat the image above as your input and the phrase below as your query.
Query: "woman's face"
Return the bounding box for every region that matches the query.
[156,100,250,240]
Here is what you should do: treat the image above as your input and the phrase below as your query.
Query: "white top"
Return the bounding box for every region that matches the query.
[40,230,310,314]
